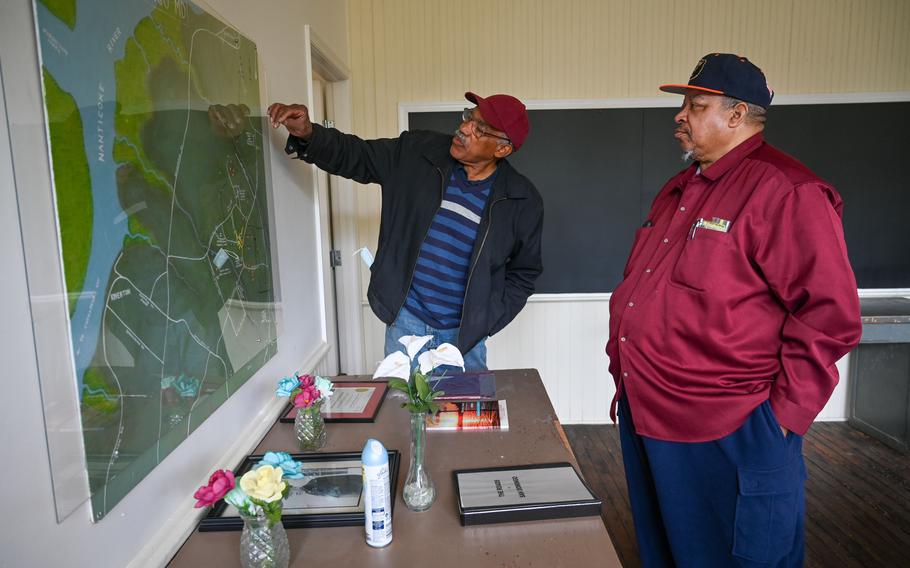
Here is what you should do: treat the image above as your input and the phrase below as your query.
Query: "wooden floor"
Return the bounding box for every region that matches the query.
[565,422,910,568]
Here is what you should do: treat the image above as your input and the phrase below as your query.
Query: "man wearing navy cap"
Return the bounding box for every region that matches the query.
[268,94,542,370]
[607,53,861,566]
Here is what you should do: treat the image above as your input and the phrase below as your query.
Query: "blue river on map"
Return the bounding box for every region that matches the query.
[35,1,183,391]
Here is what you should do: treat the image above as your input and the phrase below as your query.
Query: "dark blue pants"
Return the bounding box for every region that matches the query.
[618,396,806,567]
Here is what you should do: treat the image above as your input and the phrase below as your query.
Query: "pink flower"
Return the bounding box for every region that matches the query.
[293,384,320,408]
[193,469,235,508]
[298,374,315,389]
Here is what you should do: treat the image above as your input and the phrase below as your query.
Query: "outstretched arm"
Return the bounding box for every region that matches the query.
[268,101,400,186]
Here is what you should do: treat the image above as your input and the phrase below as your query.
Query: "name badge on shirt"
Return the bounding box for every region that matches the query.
[688,217,731,240]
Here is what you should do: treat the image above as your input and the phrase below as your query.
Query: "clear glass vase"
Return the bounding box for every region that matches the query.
[239,511,290,568]
[403,411,436,511]
[294,400,326,451]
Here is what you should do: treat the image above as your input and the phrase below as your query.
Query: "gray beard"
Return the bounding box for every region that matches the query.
[682,150,695,162]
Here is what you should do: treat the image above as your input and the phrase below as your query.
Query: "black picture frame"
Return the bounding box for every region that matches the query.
[199,450,400,532]
[453,462,602,526]
[279,381,389,423]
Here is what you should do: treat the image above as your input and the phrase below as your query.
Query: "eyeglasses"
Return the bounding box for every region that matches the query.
[461,108,512,145]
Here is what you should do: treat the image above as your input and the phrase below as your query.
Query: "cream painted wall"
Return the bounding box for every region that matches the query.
[344,0,910,421]
[0,0,348,566]
[348,0,910,138]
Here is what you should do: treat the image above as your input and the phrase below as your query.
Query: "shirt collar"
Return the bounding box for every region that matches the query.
[699,132,765,181]
[669,164,700,195]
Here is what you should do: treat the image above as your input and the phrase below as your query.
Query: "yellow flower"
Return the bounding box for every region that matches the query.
[239,464,286,503]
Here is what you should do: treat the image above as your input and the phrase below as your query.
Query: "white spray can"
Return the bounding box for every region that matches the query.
[362,438,393,547]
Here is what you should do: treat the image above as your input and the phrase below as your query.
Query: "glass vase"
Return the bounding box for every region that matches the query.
[239,511,290,568]
[294,400,326,451]
[403,411,436,511]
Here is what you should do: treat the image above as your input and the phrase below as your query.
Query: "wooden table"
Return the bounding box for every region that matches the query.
[170,369,620,567]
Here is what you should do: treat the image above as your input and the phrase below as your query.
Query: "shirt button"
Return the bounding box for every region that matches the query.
[680,206,686,211]
[620,336,627,342]
[628,302,634,307]
[623,371,629,377]
[645,268,652,273]
[662,238,669,244]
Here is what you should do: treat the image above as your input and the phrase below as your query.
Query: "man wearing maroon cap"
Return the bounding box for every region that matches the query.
[608,53,861,566]
[268,94,542,369]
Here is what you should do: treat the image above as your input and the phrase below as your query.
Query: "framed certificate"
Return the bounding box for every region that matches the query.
[453,462,602,526]
[280,381,388,423]
[198,450,400,531]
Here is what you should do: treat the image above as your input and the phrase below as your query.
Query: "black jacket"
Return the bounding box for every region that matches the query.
[286,125,543,352]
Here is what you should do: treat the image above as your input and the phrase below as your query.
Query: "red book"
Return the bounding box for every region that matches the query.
[426,400,509,431]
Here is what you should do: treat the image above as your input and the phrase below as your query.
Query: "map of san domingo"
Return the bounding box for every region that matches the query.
[36,0,277,519]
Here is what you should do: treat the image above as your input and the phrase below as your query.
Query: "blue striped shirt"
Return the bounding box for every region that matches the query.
[405,165,495,329]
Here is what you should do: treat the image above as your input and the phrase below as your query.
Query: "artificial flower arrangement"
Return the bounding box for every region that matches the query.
[277,372,335,450]
[193,451,304,526]
[276,372,334,410]
[372,335,465,414]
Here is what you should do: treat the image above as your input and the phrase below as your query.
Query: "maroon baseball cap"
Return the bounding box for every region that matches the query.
[464,92,530,150]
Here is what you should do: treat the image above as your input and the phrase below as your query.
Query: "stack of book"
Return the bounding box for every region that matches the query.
[426,400,509,431]
[429,371,497,401]
[425,372,507,431]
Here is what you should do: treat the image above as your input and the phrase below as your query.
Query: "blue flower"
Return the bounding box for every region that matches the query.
[224,487,251,512]
[257,451,304,479]
[276,375,300,398]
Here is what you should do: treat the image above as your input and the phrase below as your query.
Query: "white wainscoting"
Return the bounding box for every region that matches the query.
[361,289,908,425]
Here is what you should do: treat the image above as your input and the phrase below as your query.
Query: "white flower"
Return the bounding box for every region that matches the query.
[398,335,433,360]
[314,376,334,398]
[373,337,465,380]
[417,343,465,374]
[372,350,411,380]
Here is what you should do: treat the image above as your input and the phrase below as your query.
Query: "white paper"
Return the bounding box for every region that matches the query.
[353,247,374,268]
[322,386,375,414]
[457,465,593,509]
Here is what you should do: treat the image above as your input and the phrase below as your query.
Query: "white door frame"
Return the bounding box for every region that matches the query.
[306,27,365,374]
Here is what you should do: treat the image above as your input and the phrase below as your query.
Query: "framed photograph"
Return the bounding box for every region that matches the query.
[280,381,389,423]
[453,462,602,526]
[199,450,400,531]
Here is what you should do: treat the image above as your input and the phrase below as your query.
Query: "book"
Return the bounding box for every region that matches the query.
[453,462,602,526]
[426,400,508,431]
[429,371,497,401]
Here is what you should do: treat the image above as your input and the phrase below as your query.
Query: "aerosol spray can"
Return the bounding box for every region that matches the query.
[362,438,393,547]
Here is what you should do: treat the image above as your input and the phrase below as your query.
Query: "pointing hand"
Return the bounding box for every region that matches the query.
[267,102,314,140]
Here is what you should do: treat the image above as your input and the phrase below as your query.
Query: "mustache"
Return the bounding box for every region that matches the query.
[453,129,468,144]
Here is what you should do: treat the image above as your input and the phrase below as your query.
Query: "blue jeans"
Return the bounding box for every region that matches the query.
[384,306,487,371]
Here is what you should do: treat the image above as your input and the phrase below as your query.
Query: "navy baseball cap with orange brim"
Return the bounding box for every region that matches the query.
[660,53,774,109]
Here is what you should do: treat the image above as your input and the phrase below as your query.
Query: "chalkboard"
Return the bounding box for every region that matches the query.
[410,101,910,292]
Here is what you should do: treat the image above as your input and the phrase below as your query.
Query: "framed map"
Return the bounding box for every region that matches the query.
[33,0,277,520]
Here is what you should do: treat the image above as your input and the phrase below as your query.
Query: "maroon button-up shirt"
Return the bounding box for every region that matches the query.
[607,133,862,442]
